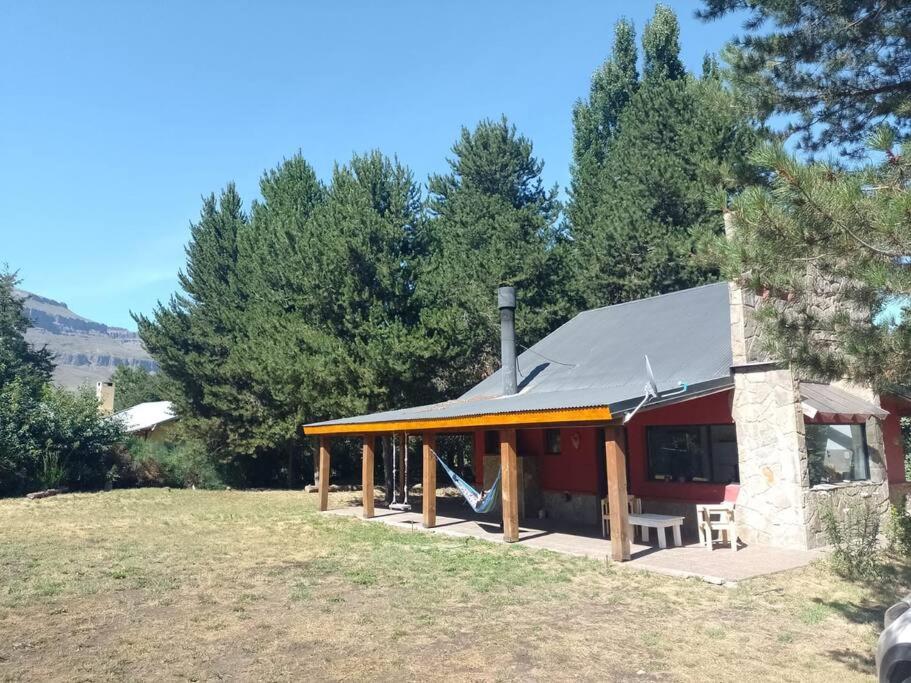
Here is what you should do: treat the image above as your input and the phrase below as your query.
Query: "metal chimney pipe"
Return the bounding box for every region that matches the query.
[498,286,518,396]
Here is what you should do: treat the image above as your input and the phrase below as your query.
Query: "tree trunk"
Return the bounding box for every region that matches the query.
[287,440,300,489]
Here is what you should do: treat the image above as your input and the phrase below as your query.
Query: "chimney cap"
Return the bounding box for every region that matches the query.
[497,286,516,310]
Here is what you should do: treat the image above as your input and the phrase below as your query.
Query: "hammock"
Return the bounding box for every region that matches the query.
[432,449,501,514]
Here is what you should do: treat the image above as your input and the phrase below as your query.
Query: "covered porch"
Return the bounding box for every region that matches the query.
[325,495,821,583]
[304,406,639,563]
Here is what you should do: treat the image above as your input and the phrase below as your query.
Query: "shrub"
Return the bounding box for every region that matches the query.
[38,384,125,490]
[887,497,911,556]
[121,438,224,489]
[0,382,124,496]
[821,499,883,580]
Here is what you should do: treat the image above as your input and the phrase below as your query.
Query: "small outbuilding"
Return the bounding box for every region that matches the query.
[114,400,178,442]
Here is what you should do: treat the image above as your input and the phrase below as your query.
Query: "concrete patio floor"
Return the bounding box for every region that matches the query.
[326,497,824,584]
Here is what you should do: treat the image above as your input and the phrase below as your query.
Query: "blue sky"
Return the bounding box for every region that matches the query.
[1,1,745,330]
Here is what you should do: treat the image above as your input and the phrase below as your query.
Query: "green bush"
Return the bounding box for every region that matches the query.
[0,383,124,496]
[887,497,911,556]
[821,499,883,580]
[121,438,224,489]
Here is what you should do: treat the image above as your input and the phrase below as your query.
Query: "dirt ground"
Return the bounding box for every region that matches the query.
[0,488,903,681]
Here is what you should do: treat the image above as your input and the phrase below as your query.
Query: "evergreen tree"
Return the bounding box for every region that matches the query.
[699,0,911,156]
[0,271,53,389]
[0,270,52,493]
[709,132,911,388]
[0,270,122,495]
[135,184,248,460]
[418,118,566,396]
[569,5,760,308]
[569,18,638,245]
[224,154,328,482]
[110,365,168,411]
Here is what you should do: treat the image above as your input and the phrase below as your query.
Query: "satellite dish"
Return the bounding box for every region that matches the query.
[622,355,689,424]
[644,355,659,398]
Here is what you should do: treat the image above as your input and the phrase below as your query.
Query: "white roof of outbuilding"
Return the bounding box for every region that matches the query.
[114,401,177,433]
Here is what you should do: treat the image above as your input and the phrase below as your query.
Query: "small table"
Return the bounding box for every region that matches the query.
[628,513,685,548]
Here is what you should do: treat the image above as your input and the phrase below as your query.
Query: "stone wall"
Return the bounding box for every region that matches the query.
[801,381,890,548]
[731,366,812,549]
[541,490,600,525]
[725,211,891,550]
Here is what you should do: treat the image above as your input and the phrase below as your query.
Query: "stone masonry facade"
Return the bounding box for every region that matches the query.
[725,213,890,550]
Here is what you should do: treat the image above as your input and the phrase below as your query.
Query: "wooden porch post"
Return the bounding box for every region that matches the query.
[605,426,630,561]
[362,435,374,519]
[318,436,330,512]
[422,432,436,528]
[500,428,519,542]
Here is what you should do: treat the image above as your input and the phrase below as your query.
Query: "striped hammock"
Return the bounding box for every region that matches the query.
[432,449,501,514]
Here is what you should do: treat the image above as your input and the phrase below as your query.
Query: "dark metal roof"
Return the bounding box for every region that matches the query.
[800,382,888,421]
[306,282,734,429]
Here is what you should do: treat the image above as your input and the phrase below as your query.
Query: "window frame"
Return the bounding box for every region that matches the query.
[645,423,739,485]
[805,422,871,487]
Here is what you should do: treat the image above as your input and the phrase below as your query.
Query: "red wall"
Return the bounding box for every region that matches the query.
[472,390,738,503]
[881,395,908,484]
[472,428,600,493]
[626,390,737,503]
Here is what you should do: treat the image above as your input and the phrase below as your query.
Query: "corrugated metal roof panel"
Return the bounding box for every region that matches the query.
[800,383,888,420]
[306,283,734,430]
[113,401,177,433]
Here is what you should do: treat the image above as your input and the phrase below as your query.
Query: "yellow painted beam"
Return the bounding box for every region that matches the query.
[303,405,613,436]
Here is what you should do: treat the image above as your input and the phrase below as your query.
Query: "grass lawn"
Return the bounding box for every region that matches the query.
[0,488,905,681]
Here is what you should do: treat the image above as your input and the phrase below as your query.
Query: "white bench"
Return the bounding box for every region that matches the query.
[628,513,685,548]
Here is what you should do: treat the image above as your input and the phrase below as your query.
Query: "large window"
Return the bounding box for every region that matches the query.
[806,423,870,486]
[646,425,739,484]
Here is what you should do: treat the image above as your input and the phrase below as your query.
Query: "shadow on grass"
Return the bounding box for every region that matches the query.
[816,557,911,629]
[825,647,876,676]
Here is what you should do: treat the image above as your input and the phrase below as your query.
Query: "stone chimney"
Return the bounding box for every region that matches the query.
[96,381,114,415]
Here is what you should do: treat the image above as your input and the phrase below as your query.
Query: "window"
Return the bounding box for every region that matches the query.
[544,429,561,454]
[646,425,739,484]
[484,430,499,455]
[806,423,870,486]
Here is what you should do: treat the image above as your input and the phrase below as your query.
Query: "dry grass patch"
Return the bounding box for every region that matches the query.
[0,488,905,681]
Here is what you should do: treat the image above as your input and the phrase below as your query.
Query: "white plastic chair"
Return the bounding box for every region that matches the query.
[601,494,641,538]
[697,503,737,551]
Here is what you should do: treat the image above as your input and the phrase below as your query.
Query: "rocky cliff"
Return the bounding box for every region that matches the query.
[15,289,158,388]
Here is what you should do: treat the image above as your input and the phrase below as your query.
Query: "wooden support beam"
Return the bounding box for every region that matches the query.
[318,436,330,512]
[362,435,374,519]
[605,427,631,561]
[422,432,436,528]
[500,428,519,543]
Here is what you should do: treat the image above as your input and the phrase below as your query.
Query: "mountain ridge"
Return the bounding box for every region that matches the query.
[15,288,158,388]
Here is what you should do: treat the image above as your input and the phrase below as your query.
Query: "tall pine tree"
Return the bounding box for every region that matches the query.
[417,117,567,397]
[135,184,249,462]
[569,5,760,308]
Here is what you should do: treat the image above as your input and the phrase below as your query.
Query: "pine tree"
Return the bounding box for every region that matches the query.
[110,365,168,411]
[698,0,911,156]
[0,271,53,390]
[0,270,54,494]
[569,18,638,245]
[569,5,760,308]
[418,117,567,396]
[710,131,911,388]
[135,184,248,461]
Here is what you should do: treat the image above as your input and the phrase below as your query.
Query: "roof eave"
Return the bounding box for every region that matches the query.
[303,405,615,436]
